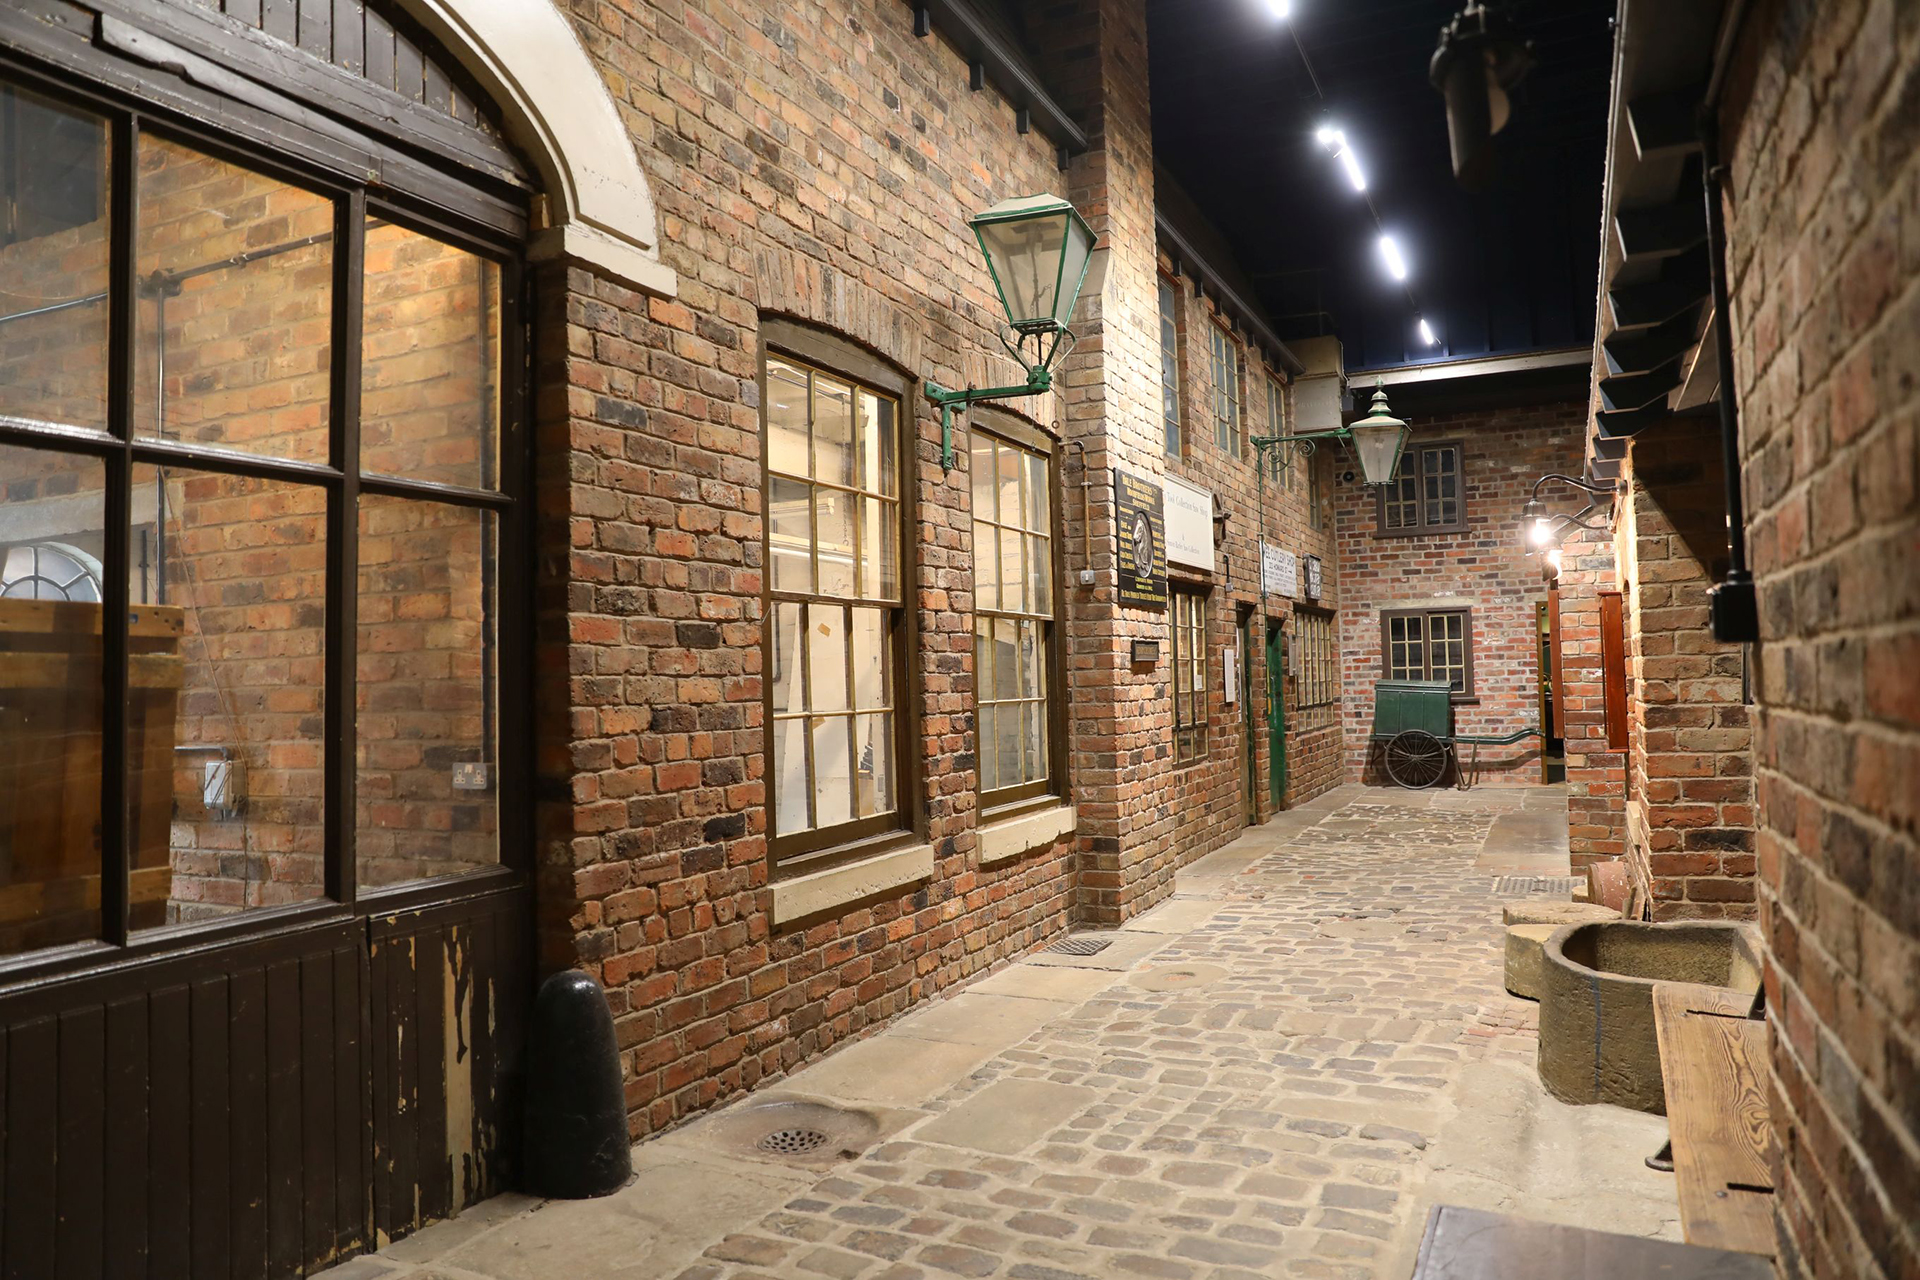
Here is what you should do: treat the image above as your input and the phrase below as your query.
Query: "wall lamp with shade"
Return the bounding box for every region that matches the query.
[1520,472,1617,552]
[1252,379,1411,490]
[927,193,1096,471]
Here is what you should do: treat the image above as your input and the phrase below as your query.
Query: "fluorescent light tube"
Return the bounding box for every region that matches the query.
[1379,235,1409,281]
[1338,147,1367,191]
[1418,317,1437,345]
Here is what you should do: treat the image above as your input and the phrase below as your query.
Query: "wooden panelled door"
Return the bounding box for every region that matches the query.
[0,9,537,1275]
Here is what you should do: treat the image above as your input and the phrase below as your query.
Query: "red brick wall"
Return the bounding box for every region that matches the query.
[1332,396,1586,784]
[1722,1,1920,1275]
[1554,519,1627,868]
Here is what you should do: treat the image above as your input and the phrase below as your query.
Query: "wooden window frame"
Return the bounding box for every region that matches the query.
[970,409,1067,818]
[1171,586,1209,763]
[1266,373,1289,490]
[1374,440,1467,536]
[1293,605,1336,709]
[1307,447,1322,528]
[1379,606,1477,700]
[759,320,921,873]
[1157,273,1183,459]
[1208,320,1239,457]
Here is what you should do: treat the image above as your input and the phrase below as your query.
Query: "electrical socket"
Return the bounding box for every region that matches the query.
[452,762,491,791]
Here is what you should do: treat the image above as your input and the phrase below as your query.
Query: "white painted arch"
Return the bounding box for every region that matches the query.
[395,0,677,298]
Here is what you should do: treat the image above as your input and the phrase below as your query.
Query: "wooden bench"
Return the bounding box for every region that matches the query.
[1651,981,1774,1257]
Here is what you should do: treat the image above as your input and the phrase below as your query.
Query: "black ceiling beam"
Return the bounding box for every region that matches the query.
[908,0,1087,162]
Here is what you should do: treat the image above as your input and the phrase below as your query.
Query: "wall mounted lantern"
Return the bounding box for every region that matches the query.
[1520,472,1616,551]
[928,194,1096,471]
[1252,379,1410,489]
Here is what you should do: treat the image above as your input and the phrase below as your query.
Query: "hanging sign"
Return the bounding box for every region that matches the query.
[1262,543,1298,598]
[1162,475,1214,570]
[1304,554,1323,600]
[1113,470,1167,610]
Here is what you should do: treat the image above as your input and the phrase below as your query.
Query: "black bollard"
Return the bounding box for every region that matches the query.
[522,969,632,1198]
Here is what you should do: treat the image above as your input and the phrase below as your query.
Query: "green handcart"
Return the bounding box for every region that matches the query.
[1369,679,1541,789]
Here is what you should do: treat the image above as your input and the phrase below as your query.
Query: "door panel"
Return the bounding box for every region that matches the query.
[1267,622,1287,807]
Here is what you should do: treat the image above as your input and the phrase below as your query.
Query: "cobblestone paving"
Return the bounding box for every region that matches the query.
[663,788,1618,1280]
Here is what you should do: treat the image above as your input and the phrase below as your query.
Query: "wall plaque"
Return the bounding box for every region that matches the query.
[1262,543,1297,598]
[1162,474,1214,570]
[1113,469,1167,610]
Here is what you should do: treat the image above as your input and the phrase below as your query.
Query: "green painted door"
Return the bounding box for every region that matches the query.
[1266,620,1287,807]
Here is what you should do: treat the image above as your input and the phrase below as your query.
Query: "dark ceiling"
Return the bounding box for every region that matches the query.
[1145,0,1616,371]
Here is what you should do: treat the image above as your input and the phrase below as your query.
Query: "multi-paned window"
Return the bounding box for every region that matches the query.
[1379,442,1465,534]
[971,423,1057,807]
[1158,276,1182,457]
[1172,589,1208,761]
[1294,607,1337,708]
[1209,322,1239,455]
[1266,375,1288,489]
[1382,607,1474,697]
[764,345,904,860]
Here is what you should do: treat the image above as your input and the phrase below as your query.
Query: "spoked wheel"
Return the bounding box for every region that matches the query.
[1384,730,1451,789]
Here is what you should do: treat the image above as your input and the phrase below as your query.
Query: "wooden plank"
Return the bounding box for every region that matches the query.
[460,913,494,1210]
[330,0,363,73]
[393,30,424,104]
[227,969,269,1278]
[189,976,231,1280]
[1652,984,1774,1257]
[4,1018,57,1280]
[54,1007,105,1280]
[413,923,450,1226]
[367,931,394,1246]
[1600,591,1628,751]
[386,927,419,1241]
[223,0,263,28]
[300,951,337,1271]
[421,57,451,115]
[332,943,366,1260]
[0,1025,6,1268]
[146,987,191,1277]
[1546,585,1565,740]
[259,0,296,45]
[295,0,330,57]
[361,6,394,91]
[102,999,149,1278]
[0,599,183,638]
[263,961,304,1279]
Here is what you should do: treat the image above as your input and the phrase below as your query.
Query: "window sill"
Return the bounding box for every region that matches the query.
[978,802,1076,866]
[1372,525,1469,539]
[769,840,934,925]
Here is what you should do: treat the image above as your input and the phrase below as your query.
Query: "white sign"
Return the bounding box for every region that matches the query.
[1304,554,1323,600]
[1162,475,1214,570]
[1262,543,1298,598]
[1224,644,1239,704]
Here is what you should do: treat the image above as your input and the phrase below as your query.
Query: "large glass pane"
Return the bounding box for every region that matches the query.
[770,600,802,714]
[0,445,105,954]
[356,496,498,887]
[766,359,810,477]
[999,525,1025,614]
[850,607,887,710]
[1028,532,1051,617]
[132,463,327,927]
[858,496,896,601]
[812,716,853,828]
[997,440,1022,535]
[813,374,854,488]
[854,713,891,817]
[135,135,334,463]
[0,83,110,432]
[774,717,810,834]
[993,617,1019,701]
[857,390,896,497]
[976,703,997,793]
[808,604,847,712]
[1024,703,1044,787]
[361,221,501,489]
[1159,278,1180,456]
[1025,451,1048,531]
[815,488,854,597]
[993,698,1020,789]
[768,475,812,593]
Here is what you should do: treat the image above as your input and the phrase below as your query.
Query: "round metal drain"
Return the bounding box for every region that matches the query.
[757,1126,832,1155]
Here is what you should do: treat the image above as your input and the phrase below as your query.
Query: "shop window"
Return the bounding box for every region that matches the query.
[1378,442,1465,534]
[972,423,1057,809]
[1382,607,1474,697]
[1172,588,1208,762]
[1158,276,1182,457]
[1209,321,1239,455]
[764,344,905,863]
[1295,606,1336,708]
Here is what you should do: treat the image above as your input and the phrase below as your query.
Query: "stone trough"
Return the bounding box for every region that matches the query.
[1535,920,1762,1114]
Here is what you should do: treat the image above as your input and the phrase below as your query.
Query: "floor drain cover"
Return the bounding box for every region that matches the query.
[757,1126,832,1155]
[1492,875,1579,895]
[1048,935,1114,956]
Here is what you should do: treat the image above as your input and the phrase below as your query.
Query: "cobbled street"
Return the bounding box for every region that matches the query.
[329,785,1681,1280]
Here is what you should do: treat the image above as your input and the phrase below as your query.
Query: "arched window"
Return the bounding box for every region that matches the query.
[0,541,103,601]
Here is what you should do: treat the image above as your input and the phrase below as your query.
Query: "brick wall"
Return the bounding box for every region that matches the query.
[1720,0,1920,1275]
[1554,519,1627,868]
[1332,395,1585,784]
[1613,420,1756,919]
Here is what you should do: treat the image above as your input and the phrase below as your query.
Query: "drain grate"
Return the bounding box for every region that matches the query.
[1492,875,1579,896]
[1048,934,1115,956]
[757,1127,832,1155]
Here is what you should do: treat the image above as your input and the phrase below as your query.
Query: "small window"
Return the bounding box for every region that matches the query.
[1378,442,1465,535]
[1382,607,1474,697]
[972,425,1057,808]
[1172,589,1208,761]
[1158,277,1182,457]
[1266,375,1288,489]
[1294,606,1336,708]
[764,347,905,861]
[1209,323,1239,455]
[1307,448,1322,528]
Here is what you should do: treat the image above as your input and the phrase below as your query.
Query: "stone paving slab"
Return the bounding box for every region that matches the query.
[324,785,1683,1280]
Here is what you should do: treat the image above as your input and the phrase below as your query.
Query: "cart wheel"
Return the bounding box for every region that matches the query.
[1384,730,1451,789]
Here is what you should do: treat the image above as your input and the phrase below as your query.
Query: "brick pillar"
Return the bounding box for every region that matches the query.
[1555,520,1626,868]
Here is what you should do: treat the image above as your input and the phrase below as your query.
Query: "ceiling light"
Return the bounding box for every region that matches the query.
[1379,235,1409,281]
[1337,147,1367,191]
[1266,0,1292,18]
[1315,125,1341,147]
[1418,317,1437,345]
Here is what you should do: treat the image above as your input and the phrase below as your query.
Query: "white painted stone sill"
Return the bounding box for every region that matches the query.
[769,840,934,925]
[978,803,1076,867]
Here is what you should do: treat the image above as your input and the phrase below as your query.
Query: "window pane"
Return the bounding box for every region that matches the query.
[812,716,853,827]
[356,496,497,887]
[974,616,993,705]
[857,390,896,497]
[816,488,854,597]
[766,359,810,476]
[774,717,810,834]
[132,464,327,927]
[361,221,500,489]
[999,525,1025,614]
[0,84,110,432]
[850,607,887,710]
[1016,620,1040,699]
[770,600,802,714]
[0,445,106,954]
[977,703,998,793]
[971,432,996,522]
[854,712,891,817]
[1025,703,1044,787]
[858,496,897,601]
[997,443,1022,536]
[1028,533,1051,617]
[807,604,847,712]
[813,375,854,488]
[1159,278,1180,455]
[768,475,812,593]
[993,617,1019,701]
[135,135,334,463]
[994,700,1020,789]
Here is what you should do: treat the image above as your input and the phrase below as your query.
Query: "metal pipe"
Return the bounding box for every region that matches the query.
[0,293,107,326]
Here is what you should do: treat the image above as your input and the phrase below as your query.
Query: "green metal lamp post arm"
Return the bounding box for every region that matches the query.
[925,365,1054,472]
